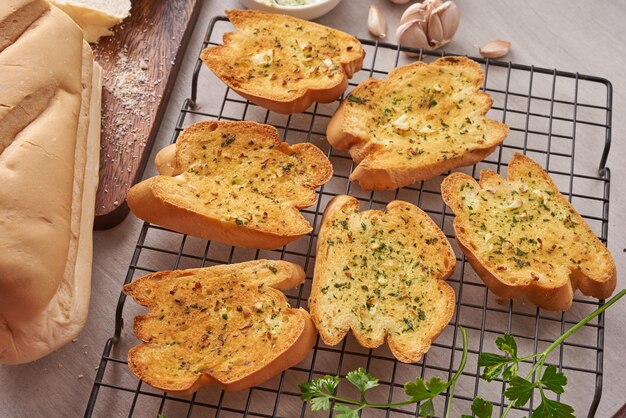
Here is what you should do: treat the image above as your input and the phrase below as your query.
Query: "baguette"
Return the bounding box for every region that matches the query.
[127,120,332,249]
[441,153,617,311]
[0,0,101,364]
[309,196,456,363]
[123,260,316,393]
[327,56,509,190]
[201,9,365,114]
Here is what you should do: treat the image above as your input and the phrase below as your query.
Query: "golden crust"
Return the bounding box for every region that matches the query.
[441,153,617,311]
[201,9,365,114]
[327,56,509,190]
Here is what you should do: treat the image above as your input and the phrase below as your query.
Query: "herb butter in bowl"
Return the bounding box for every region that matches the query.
[239,0,343,20]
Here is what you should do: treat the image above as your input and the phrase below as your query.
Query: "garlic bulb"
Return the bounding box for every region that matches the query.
[368,5,387,39]
[396,0,460,51]
[479,39,511,58]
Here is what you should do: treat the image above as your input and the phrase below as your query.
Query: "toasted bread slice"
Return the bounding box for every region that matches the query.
[441,153,616,311]
[123,259,317,393]
[127,120,332,249]
[309,196,456,363]
[201,9,365,114]
[327,56,509,190]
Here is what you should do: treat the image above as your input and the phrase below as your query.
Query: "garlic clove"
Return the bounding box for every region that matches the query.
[435,1,460,43]
[479,39,512,59]
[400,2,431,25]
[396,19,431,51]
[368,5,387,39]
[427,11,445,48]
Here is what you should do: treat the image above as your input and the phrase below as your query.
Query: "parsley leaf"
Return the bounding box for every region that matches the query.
[334,404,360,418]
[346,368,379,394]
[496,334,518,358]
[299,375,339,410]
[309,396,331,412]
[531,398,575,418]
[504,376,535,407]
[477,353,510,381]
[404,378,432,402]
[471,397,494,418]
[347,94,367,104]
[425,376,447,396]
[419,398,435,417]
[541,365,567,394]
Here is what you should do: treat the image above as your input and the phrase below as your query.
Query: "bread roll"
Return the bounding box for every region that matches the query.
[0,0,101,364]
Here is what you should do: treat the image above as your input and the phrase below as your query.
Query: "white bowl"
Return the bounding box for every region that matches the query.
[239,0,342,21]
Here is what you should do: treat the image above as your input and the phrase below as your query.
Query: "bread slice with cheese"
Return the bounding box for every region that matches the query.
[441,153,616,311]
[123,260,316,393]
[309,196,456,363]
[0,0,101,364]
[127,120,332,249]
[201,9,365,114]
[327,56,509,190]
[49,0,131,43]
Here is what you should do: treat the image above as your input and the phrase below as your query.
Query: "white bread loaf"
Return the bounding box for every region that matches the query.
[0,0,101,364]
[49,0,131,43]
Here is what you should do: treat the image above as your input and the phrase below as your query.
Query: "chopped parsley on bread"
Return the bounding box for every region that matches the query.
[127,120,332,249]
[201,9,365,114]
[123,260,316,393]
[309,196,456,363]
[441,153,617,311]
[327,56,509,190]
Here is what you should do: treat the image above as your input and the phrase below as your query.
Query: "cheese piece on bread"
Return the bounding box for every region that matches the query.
[309,196,456,363]
[123,260,316,393]
[441,153,616,311]
[0,0,101,364]
[127,120,332,249]
[201,9,365,114]
[327,56,509,190]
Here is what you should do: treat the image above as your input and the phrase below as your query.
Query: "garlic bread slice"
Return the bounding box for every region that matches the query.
[310,196,456,363]
[124,259,316,393]
[441,153,616,311]
[201,9,365,114]
[127,120,332,249]
[327,56,509,190]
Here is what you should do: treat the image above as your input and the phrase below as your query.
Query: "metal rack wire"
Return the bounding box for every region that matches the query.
[84,16,613,418]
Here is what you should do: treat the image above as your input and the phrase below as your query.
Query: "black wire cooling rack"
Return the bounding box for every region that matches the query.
[84,16,614,418]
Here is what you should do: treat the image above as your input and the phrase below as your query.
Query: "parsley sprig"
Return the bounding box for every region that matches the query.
[301,288,625,417]
[300,327,468,418]
[476,288,625,417]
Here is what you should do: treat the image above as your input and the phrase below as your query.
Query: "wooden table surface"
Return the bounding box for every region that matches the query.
[1,1,624,417]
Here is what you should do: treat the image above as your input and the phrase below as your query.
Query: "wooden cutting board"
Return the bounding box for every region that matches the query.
[92,0,202,229]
